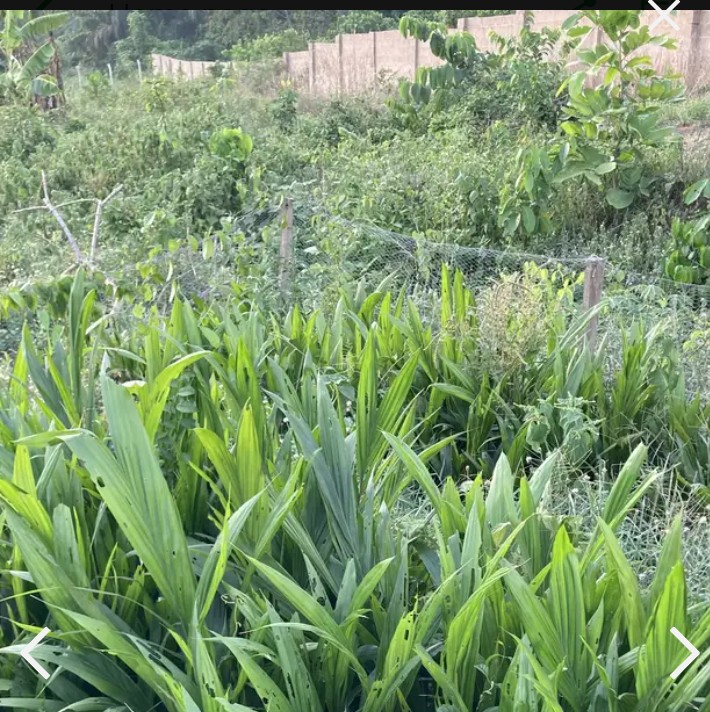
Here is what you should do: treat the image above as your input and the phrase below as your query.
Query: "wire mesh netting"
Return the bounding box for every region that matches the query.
[243,204,710,402]
[13,198,699,401]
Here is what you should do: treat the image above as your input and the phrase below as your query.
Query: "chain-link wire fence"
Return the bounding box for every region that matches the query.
[600,276,710,401]
[226,201,710,402]
[6,195,704,401]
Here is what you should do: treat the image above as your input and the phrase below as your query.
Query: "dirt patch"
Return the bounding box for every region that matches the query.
[677,122,710,147]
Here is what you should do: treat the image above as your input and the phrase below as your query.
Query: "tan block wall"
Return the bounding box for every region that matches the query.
[458,13,524,51]
[342,33,374,93]
[151,10,710,93]
[284,50,309,88]
[151,53,214,79]
[310,42,338,96]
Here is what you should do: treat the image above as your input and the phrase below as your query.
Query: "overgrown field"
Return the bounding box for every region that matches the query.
[1,9,710,711]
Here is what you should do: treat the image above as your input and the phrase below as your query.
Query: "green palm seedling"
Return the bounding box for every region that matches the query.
[13,270,102,434]
[1,372,268,711]
[500,448,710,711]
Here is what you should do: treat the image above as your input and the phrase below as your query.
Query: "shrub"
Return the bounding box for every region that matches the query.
[228,28,308,62]
[664,215,710,285]
[500,10,684,242]
[331,10,397,36]
[270,81,297,130]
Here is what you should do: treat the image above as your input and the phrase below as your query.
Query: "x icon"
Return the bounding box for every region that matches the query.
[649,0,680,31]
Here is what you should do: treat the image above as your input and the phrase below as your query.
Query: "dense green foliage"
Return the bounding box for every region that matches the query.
[0,267,709,709]
[0,9,709,710]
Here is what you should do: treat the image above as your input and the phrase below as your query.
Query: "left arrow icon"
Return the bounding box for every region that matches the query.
[20,627,51,680]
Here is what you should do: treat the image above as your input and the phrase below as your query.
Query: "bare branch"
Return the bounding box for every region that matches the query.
[90,184,123,263]
[36,173,120,293]
[41,170,84,263]
[12,197,97,215]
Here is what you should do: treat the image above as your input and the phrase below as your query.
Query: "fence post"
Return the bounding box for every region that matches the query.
[337,34,344,95]
[687,10,703,91]
[372,32,377,81]
[107,63,114,86]
[137,59,143,83]
[583,256,605,351]
[279,198,294,297]
[308,42,315,94]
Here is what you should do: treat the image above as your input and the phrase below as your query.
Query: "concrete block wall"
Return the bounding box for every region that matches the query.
[151,53,213,79]
[151,10,710,93]
[285,10,710,95]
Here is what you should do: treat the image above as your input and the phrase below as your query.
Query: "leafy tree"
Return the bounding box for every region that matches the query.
[332,11,397,36]
[499,10,683,240]
[393,14,562,134]
[58,10,129,67]
[228,28,307,63]
[555,10,682,208]
[204,10,345,52]
[488,24,563,128]
[114,10,154,68]
[401,9,513,24]
[397,16,489,110]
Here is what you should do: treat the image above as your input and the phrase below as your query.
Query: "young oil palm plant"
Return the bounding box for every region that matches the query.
[1,268,709,709]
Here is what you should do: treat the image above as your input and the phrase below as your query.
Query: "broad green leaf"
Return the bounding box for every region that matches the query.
[605,188,634,209]
[61,375,196,626]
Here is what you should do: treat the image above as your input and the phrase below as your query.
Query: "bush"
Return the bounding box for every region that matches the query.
[228,28,308,62]
[664,215,710,285]
[331,10,397,36]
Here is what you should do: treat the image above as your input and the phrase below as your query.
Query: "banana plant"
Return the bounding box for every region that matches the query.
[0,10,69,103]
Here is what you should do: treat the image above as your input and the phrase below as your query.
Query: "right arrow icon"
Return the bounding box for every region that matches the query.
[670,627,700,680]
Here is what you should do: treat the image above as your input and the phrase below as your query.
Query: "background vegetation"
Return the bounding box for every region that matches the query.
[0,8,709,711]
[53,10,512,66]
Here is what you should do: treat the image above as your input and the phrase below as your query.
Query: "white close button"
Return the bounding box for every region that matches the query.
[648,0,680,31]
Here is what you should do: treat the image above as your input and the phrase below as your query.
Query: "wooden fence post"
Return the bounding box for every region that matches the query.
[308,42,316,94]
[137,59,143,83]
[583,255,605,351]
[107,63,114,86]
[279,198,294,297]
[372,32,377,81]
[337,34,344,95]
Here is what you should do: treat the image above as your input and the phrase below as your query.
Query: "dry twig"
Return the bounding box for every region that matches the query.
[90,184,123,263]
[41,170,84,263]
